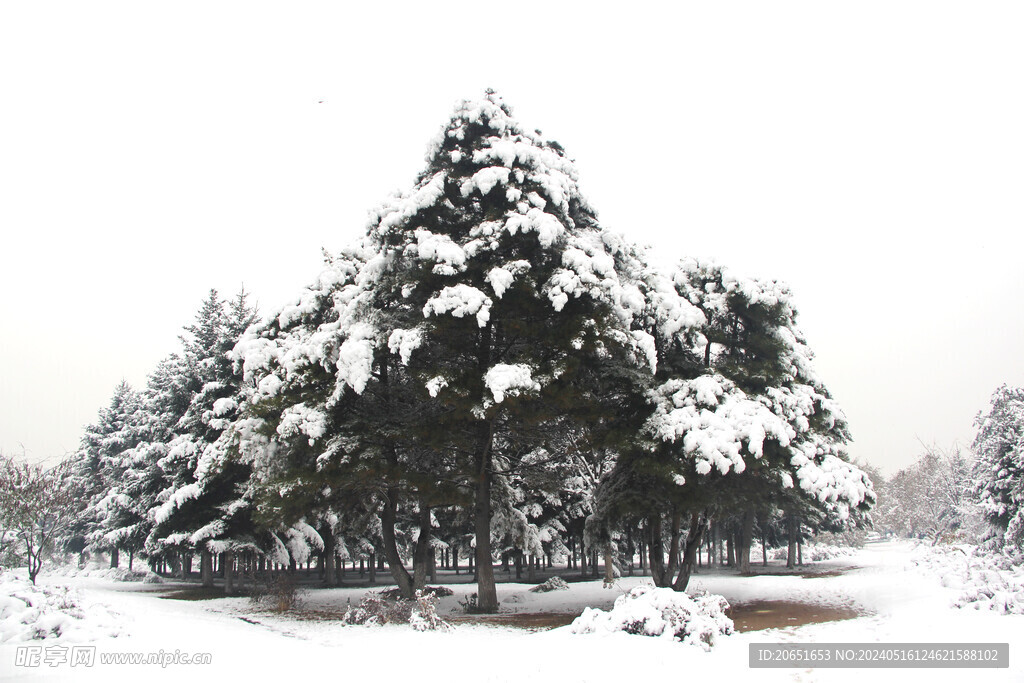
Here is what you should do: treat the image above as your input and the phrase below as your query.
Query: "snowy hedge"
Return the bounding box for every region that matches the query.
[0,575,123,642]
[52,565,162,583]
[570,585,733,650]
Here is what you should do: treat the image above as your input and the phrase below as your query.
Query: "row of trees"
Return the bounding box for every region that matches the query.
[869,444,976,543]
[52,92,873,608]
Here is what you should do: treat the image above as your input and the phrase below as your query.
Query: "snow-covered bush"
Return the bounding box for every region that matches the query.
[805,544,857,562]
[570,585,733,650]
[0,574,122,642]
[342,589,451,631]
[767,544,856,563]
[530,576,570,593]
[913,544,1024,614]
[409,591,452,632]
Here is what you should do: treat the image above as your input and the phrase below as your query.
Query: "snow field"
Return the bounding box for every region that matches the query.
[3,541,1024,682]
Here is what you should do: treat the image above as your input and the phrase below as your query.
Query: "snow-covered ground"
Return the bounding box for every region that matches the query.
[2,540,1022,682]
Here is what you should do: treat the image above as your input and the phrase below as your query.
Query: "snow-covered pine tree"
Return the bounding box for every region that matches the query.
[972,385,1024,548]
[596,258,873,589]
[362,91,658,610]
[220,244,454,597]
[149,289,262,589]
[69,380,143,568]
[100,354,193,570]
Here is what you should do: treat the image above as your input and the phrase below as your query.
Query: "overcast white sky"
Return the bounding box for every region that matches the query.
[2,1,1022,474]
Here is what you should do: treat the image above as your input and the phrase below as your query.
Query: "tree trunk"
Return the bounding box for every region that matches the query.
[224,551,235,595]
[380,486,415,598]
[201,548,214,587]
[473,423,499,612]
[603,543,615,585]
[738,509,755,574]
[237,553,247,591]
[580,534,588,577]
[413,503,431,591]
[110,547,119,569]
[452,544,459,575]
[322,526,337,586]
[673,513,707,592]
[665,510,682,582]
[368,552,376,584]
[472,319,500,612]
[787,515,798,569]
[648,514,671,587]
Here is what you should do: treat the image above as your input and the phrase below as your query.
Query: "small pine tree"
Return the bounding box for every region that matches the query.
[972,385,1024,548]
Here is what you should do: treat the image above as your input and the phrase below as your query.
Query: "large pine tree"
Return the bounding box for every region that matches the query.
[223,92,657,610]
[363,92,660,610]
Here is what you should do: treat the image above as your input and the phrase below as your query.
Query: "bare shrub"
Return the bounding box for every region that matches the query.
[249,571,303,612]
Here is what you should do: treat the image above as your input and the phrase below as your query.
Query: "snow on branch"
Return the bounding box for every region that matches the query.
[423,284,492,328]
[484,364,541,403]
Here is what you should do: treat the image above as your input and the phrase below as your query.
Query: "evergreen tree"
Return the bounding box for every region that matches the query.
[149,288,261,587]
[595,259,873,589]
[972,385,1024,548]
[71,381,143,567]
[218,246,448,596]
[225,92,657,609]
[360,91,657,610]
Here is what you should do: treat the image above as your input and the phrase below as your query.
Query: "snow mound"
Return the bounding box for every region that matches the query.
[570,585,733,650]
[0,575,123,642]
[530,576,570,593]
